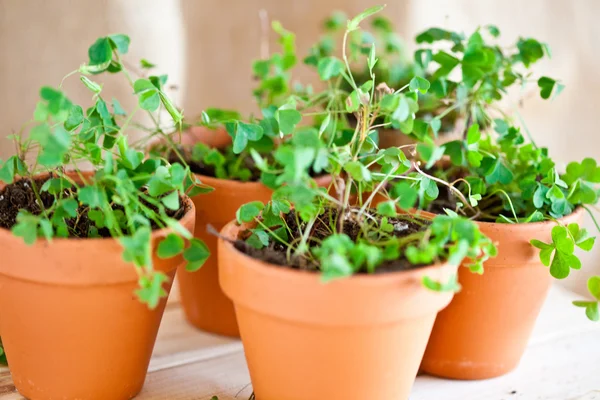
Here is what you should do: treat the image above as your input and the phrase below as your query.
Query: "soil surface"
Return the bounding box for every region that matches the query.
[163,144,327,183]
[0,175,188,238]
[166,145,264,181]
[234,207,431,274]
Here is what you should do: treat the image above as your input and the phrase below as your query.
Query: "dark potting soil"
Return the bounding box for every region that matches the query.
[234,207,430,274]
[0,175,188,238]
[165,145,264,182]
[165,144,327,183]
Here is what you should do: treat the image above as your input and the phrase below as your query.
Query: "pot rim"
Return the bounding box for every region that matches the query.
[218,219,457,325]
[195,172,332,191]
[416,206,585,229]
[0,171,196,243]
[473,205,585,229]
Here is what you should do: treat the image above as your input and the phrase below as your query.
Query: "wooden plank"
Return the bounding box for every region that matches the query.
[150,302,240,368]
[141,351,252,400]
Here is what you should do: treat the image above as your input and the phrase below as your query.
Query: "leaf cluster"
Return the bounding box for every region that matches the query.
[0,35,210,307]
[230,6,496,291]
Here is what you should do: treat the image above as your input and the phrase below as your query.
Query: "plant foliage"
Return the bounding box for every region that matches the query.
[0,34,210,307]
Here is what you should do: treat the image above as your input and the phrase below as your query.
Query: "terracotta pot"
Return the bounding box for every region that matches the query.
[178,174,274,337]
[186,125,231,149]
[218,220,458,400]
[180,172,332,337]
[421,207,584,380]
[0,176,196,400]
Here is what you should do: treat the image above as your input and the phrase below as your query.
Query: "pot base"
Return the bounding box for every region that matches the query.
[178,237,240,338]
[421,358,519,380]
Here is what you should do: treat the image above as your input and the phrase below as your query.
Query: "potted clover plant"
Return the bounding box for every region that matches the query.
[216,6,496,399]
[148,20,330,337]
[388,27,600,380]
[0,35,209,400]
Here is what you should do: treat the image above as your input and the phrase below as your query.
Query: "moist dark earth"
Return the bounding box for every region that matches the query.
[234,207,431,274]
[166,146,263,181]
[0,175,187,238]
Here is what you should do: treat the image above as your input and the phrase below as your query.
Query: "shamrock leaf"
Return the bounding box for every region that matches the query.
[317,57,344,80]
[538,76,564,100]
[183,238,210,271]
[482,157,514,185]
[236,201,265,223]
[409,76,430,94]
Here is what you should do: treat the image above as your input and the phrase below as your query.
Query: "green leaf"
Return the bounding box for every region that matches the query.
[538,76,564,100]
[134,79,160,111]
[157,233,185,259]
[277,109,302,134]
[466,123,480,145]
[236,201,264,223]
[573,301,599,322]
[482,158,514,185]
[487,25,500,37]
[138,90,160,111]
[78,186,106,208]
[161,191,180,211]
[423,274,461,292]
[65,105,84,131]
[12,213,39,245]
[417,143,445,169]
[414,49,433,69]
[344,161,371,182]
[140,59,156,69]
[136,272,169,309]
[377,201,397,217]
[391,181,418,209]
[108,34,130,54]
[345,90,360,113]
[239,122,264,141]
[184,238,210,271]
[317,57,344,80]
[588,276,600,301]
[0,157,17,184]
[549,251,578,279]
[368,43,377,71]
[551,225,574,254]
[586,302,599,321]
[321,253,354,282]
[347,5,385,31]
[88,37,112,66]
[409,76,430,94]
[247,229,270,249]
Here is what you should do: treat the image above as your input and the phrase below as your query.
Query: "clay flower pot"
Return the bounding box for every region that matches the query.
[421,207,584,380]
[0,184,196,400]
[218,220,458,400]
[176,127,331,337]
[179,174,276,337]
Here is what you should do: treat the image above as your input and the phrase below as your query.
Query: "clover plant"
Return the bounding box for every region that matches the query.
[411,25,560,141]
[227,6,496,289]
[0,35,210,308]
[400,30,600,320]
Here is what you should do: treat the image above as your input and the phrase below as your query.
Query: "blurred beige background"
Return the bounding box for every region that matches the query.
[0,0,598,295]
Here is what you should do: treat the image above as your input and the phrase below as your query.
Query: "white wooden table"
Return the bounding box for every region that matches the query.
[0,285,598,400]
